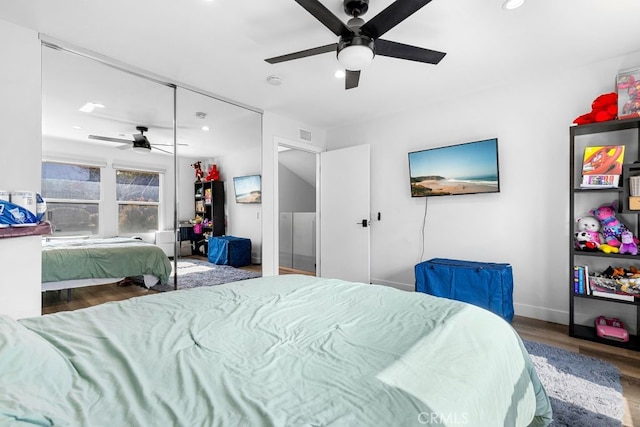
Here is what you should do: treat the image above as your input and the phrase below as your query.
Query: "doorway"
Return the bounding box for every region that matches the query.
[277,138,320,275]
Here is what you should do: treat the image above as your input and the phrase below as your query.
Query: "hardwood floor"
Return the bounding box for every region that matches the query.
[41,274,640,426]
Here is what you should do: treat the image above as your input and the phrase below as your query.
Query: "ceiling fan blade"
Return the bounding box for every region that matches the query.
[361,0,433,39]
[153,146,173,154]
[375,39,446,64]
[345,70,360,90]
[151,143,189,147]
[265,43,337,64]
[116,143,131,150]
[295,0,353,37]
[88,135,132,144]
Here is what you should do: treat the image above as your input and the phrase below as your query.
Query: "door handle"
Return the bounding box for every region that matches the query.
[356,219,368,227]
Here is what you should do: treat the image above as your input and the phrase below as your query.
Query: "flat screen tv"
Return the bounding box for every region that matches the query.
[233,174,262,204]
[408,138,500,197]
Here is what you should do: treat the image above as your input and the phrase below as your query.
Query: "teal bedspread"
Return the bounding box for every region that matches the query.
[41,237,172,285]
[0,275,552,426]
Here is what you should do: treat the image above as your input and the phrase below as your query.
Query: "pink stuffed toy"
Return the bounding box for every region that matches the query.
[619,231,638,255]
[575,216,603,247]
[590,203,638,247]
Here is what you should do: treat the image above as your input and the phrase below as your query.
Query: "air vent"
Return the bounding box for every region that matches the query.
[299,129,312,142]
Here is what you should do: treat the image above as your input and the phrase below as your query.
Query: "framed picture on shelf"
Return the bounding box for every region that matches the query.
[617,67,640,120]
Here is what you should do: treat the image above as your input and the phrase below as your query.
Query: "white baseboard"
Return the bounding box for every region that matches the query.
[371,278,414,292]
[514,303,568,325]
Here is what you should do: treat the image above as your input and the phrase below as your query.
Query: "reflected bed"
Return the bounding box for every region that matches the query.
[41,237,172,292]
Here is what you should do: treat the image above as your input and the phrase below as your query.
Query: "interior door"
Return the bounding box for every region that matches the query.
[319,144,370,283]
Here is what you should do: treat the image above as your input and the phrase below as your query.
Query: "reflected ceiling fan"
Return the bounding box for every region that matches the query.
[88,126,185,154]
[265,0,446,90]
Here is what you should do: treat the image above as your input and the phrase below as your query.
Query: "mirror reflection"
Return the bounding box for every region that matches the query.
[41,45,262,312]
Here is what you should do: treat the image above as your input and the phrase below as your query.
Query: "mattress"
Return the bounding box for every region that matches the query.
[0,275,552,426]
[41,237,172,287]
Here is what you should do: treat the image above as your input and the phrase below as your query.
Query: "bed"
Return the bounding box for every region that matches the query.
[1,275,552,426]
[41,237,173,292]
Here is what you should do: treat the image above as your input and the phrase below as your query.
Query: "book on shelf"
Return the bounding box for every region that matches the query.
[204,188,212,204]
[573,265,591,295]
[580,174,620,188]
[590,288,635,301]
[580,145,625,188]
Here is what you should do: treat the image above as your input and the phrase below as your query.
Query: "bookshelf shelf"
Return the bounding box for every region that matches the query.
[570,324,640,351]
[569,117,640,351]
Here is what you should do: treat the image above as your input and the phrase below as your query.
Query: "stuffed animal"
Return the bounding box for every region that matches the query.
[191,161,204,182]
[599,243,620,254]
[575,216,603,247]
[573,92,618,125]
[205,164,220,182]
[619,230,638,255]
[574,231,599,251]
[590,203,638,247]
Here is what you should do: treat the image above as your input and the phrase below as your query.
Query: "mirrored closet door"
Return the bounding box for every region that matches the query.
[41,44,177,296]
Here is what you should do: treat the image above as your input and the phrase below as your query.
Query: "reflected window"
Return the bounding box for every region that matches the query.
[116,169,160,233]
[41,162,100,235]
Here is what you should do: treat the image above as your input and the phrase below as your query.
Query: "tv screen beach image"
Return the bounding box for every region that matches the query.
[233,175,261,204]
[409,139,500,197]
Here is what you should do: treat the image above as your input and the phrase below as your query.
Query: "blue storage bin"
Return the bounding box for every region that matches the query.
[415,258,514,323]
[208,236,251,267]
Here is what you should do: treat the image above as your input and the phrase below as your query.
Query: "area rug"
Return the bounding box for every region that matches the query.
[523,340,624,427]
[150,258,261,292]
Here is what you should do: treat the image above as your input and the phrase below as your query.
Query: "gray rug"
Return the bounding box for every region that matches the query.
[523,340,624,427]
[150,258,261,292]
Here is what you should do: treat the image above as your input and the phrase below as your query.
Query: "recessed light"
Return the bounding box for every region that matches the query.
[334,70,346,79]
[78,102,105,113]
[502,0,524,10]
[72,126,82,130]
[202,126,210,132]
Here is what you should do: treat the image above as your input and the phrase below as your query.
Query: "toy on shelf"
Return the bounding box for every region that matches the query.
[590,202,639,248]
[191,161,204,182]
[595,316,629,342]
[575,216,603,249]
[205,164,220,182]
[617,72,640,120]
[573,92,618,125]
[574,230,599,251]
[619,230,639,255]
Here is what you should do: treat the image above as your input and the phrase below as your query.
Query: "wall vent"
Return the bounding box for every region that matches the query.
[299,128,312,142]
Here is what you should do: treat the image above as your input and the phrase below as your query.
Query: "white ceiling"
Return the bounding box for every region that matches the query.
[2,0,640,135]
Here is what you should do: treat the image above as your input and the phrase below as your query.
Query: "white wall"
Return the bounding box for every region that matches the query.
[279,164,316,213]
[326,50,640,325]
[0,21,42,319]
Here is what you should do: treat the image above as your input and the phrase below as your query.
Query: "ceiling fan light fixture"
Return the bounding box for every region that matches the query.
[338,44,374,71]
[337,35,375,71]
[133,146,151,154]
[502,0,525,10]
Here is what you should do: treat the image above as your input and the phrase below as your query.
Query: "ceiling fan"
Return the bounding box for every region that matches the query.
[88,126,184,154]
[265,0,446,90]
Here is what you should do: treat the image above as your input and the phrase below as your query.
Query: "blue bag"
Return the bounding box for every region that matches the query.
[415,258,514,323]
[0,200,39,227]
